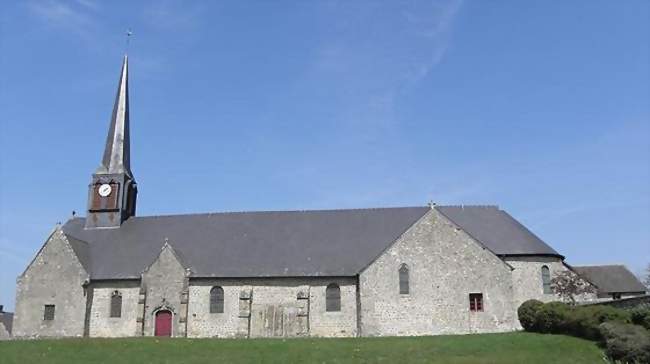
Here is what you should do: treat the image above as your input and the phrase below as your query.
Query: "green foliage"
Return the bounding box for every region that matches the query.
[517,299,544,332]
[565,305,631,341]
[517,301,633,341]
[630,308,650,330]
[534,302,571,334]
[599,322,650,364]
[0,333,604,364]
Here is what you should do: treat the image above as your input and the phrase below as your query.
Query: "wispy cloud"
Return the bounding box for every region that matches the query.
[27,0,99,39]
[309,0,462,130]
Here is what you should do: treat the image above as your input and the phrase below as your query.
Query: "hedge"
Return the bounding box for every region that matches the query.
[517,300,631,340]
[630,308,650,331]
[599,321,650,363]
[518,300,650,363]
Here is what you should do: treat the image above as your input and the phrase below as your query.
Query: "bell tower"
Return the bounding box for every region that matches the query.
[85,55,137,229]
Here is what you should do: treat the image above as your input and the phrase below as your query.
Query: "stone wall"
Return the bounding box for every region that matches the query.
[359,209,517,336]
[88,281,141,337]
[186,277,357,338]
[12,227,89,338]
[583,295,650,310]
[504,256,568,308]
[0,322,10,340]
[141,243,188,337]
[308,279,357,337]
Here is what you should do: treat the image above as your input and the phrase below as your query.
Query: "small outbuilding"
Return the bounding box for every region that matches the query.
[573,265,647,300]
[0,305,13,339]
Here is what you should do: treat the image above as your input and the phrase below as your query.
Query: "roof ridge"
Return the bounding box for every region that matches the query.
[437,205,500,209]
[111,206,430,220]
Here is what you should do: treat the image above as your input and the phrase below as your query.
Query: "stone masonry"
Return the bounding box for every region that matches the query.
[359,209,517,336]
[186,278,357,338]
[141,242,189,337]
[13,227,89,338]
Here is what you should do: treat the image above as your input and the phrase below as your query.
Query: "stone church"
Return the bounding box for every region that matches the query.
[12,56,645,339]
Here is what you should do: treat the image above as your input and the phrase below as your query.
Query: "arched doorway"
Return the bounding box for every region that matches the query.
[155,310,172,337]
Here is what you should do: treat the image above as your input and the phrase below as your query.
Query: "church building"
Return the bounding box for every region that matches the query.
[12,56,644,339]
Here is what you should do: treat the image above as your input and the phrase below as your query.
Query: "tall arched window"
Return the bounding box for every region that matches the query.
[541,266,552,294]
[110,291,122,318]
[210,286,224,313]
[399,264,410,294]
[326,283,341,312]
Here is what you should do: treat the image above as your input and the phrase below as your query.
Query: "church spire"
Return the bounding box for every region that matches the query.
[97,55,132,177]
[85,55,138,229]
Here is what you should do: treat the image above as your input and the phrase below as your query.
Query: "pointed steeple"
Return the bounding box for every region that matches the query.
[85,55,138,229]
[97,55,132,177]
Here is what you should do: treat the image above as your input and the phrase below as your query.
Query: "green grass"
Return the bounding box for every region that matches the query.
[0,332,604,364]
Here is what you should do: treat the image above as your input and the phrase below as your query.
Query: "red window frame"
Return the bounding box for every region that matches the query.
[469,293,483,312]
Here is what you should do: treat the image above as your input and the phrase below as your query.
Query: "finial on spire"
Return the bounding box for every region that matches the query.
[125,29,133,54]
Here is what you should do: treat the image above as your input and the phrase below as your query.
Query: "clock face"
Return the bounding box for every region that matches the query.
[98,184,112,197]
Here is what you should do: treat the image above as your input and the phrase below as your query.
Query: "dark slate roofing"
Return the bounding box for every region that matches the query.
[435,206,562,257]
[62,207,430,279]
[573,265,647,294]
[66,234,91,274]
[0,312,13,335]
[96,55,133,178]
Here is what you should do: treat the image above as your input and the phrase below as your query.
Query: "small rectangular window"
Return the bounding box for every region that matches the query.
[469,293,483,312]
[44,305,55,321]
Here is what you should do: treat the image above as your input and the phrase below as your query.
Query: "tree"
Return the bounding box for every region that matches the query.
[644,263,650,290]
[550,271,596,305]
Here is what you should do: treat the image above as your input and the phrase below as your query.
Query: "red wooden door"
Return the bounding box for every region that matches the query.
[155,310,172,337]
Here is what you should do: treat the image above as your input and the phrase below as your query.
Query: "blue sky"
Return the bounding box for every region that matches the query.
[0,0,648,310]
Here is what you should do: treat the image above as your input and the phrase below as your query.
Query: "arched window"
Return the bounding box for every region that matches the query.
[326,283,341,312]
[399,264,410,294]
[210,286,224,313]
[541,266,552,294]
[110,291,122,318]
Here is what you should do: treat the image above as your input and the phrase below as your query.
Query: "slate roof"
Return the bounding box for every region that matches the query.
[96,55,133,178]
[573,265,647,294]
[66,234,92,274]
[61,205,563,280]
[436,206,562,257]
[0,312,13,335]
[62,207,430,279]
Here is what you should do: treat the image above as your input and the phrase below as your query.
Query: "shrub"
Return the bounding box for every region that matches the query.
[517,300,634,341]
[517,299,544,332]
[599,322,650,364]
[630,308,650,331]
[534,302,571,334]
[566,305,631,341]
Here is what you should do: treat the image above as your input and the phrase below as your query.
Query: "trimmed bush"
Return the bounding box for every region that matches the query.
[599,322,650,364]
[517,301,633,341]
[566,305,631,340]
[630,308,650,331]
[534,302,571,334]
[517,299,543,332]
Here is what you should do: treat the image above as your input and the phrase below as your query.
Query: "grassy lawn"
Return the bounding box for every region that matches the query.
[0,332,604,364]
